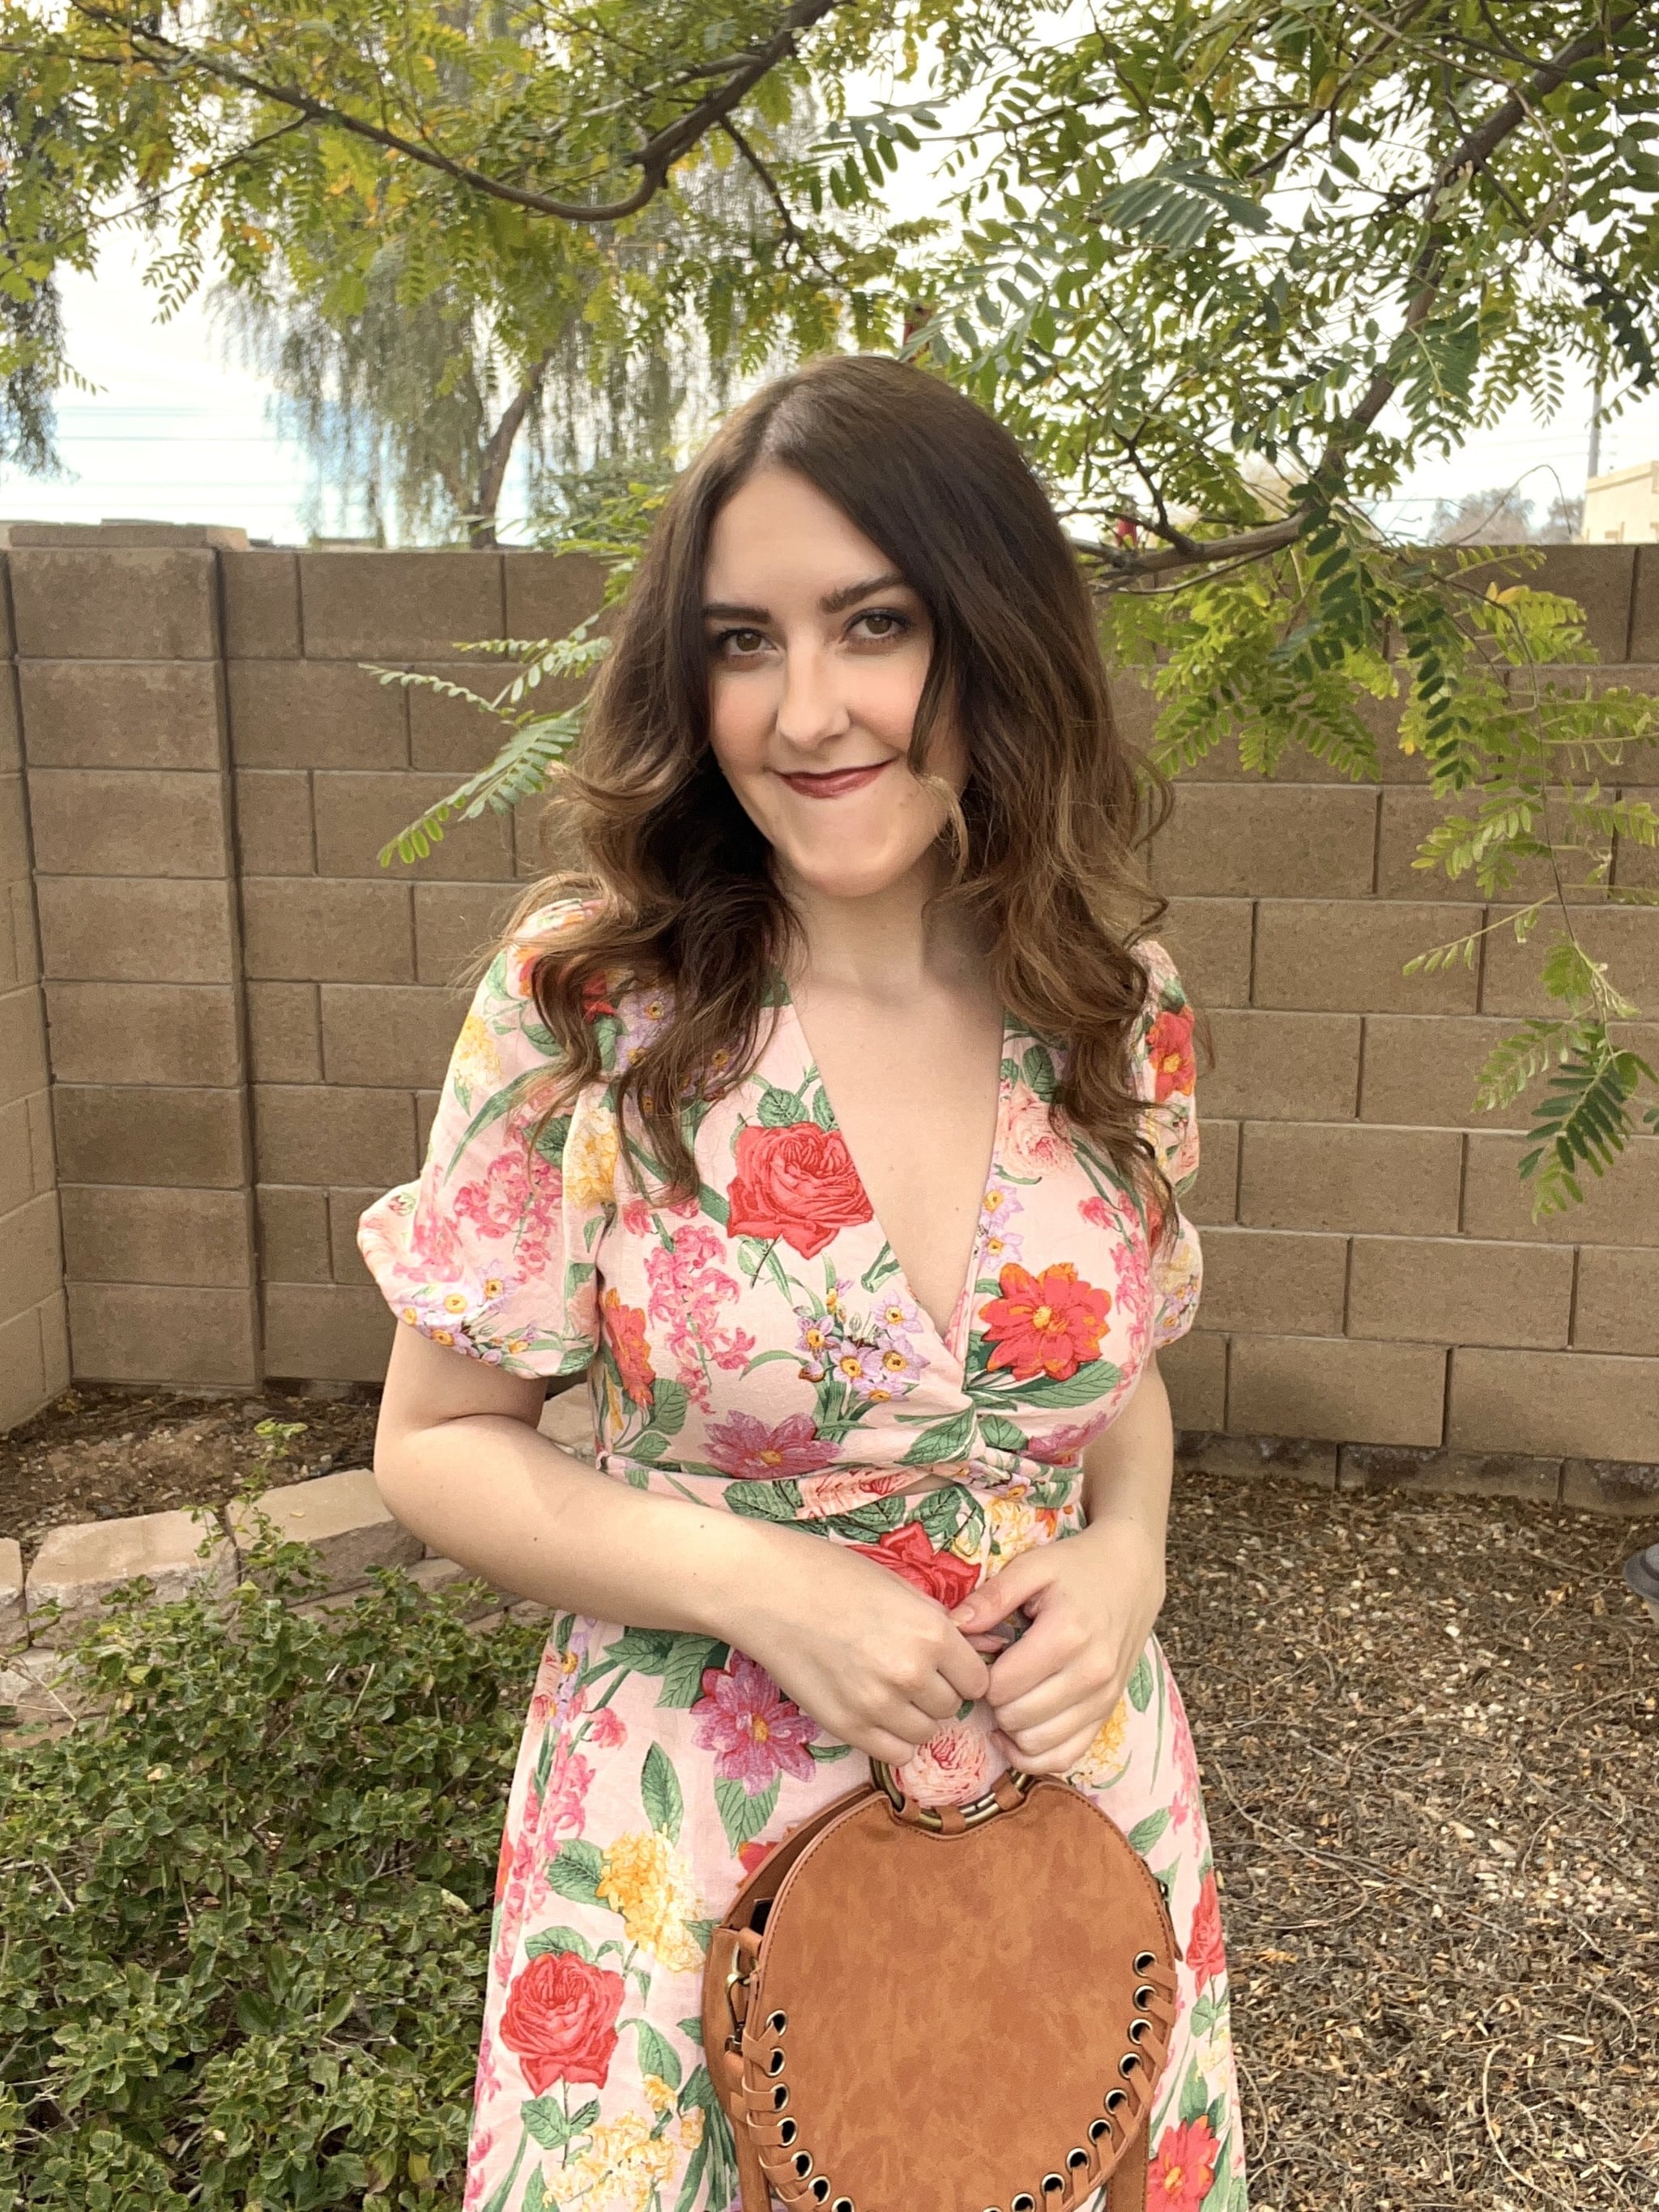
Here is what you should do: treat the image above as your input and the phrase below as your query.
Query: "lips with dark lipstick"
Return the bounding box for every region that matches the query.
[775,761,892,798]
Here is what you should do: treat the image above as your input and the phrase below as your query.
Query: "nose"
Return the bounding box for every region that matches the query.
[774,640,853,753]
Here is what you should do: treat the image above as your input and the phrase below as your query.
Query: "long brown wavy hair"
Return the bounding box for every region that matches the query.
[502,351,1173,1212]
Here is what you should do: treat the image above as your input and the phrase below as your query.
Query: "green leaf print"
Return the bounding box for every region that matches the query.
[1178,2061,1212,2127]
[757,1085,807,1126]
[1128,1809,1171,1854]
[817,1495,908,1540]
[522,2095,574,2150]
[569,2099,600,2135]
[523,1924,595,1962]
[602,1626,680,1675]
[650,1378,689,1436]
[696,1181,731,1228]
[809,1741,855,1761]
[714,1774,780,1855]
[656,1634,727,1709]
[723,1479,804,1522]
[629,1427,674,1463]
[522,2170,551,2212]
[546,1838,604,1907]
[898,1409,977,1466]
[915,1484,975,1548]
[1190,1990,1228,2038]
[976,1413,1029,1454]
[971,1360,1123,1411]
[1127,1651,1156,1712]
[674,2134,710,2212]
[687,1916,717,1954]
[811,1087,837,1131]
[642,1743,684,1843]
[633,2018,684,2089]
[1021,1043,1060,1101]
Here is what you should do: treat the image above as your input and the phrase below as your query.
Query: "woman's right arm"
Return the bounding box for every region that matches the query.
[372,1321,988,1762]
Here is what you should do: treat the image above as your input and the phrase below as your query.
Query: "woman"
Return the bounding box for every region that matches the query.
[360,352,1245,2212]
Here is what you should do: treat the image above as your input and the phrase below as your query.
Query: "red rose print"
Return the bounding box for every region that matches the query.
[980,1261,1111,1381]
[850,1522,979,1611]
[1185,1867,1226,1988]
[726,1121,872,1259]
[1149,2114,1220,2210]
[601,1287,655,1406]
[1145,1006,1196,1101]
[498,1948,625,2094]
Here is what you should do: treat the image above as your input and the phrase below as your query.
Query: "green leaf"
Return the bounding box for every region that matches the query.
[756,1087,807,1127]
[642,1742,684,1843]
[1126,1652,1155,1712]
[522,2095,573,2149]
[898,1408,977,1465]
[656,1634,727,1709]
[524,1924,595,1961]
[633,2018,683,2088]
[723,1479,804,1522]
[977,1413,1029,1454]
[568,2098,600,2135]
[546,1838,604,1907]
[1178,2059,1213,2126]
[1128,1809,1170,1854]
[648,1378,689,1437]
[714,1774,780,1855]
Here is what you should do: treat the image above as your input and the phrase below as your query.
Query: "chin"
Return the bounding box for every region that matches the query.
[783,839,928,902]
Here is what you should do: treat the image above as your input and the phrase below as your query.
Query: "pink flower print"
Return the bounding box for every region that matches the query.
[707,1410,833,1482]
[463,2126,494,2212]
[543,1750,594,1841]
[1002,1083,1073,1175]
[407,1194,468,1283]
[588,1706,626,1749]
[897,1715,997,1808]
[493,1779,542,1979]
[1025,1416,1105,1467]
[645,1224,749,1411]
[796,1467,911,1519]
[693,1652,820,1794]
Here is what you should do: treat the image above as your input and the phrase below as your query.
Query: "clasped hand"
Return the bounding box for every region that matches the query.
[747,1517,1166,1778]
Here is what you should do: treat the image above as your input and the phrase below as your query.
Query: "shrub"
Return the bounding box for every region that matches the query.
[0,1521,544,2210]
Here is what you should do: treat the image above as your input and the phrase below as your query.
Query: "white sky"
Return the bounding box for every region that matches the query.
[6,181,1659,547]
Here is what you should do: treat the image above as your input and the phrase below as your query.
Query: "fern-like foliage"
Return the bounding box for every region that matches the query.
[1517,1026,1657,1219]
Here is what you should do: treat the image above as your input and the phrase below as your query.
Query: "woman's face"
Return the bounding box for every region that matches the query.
[702,464,967,901]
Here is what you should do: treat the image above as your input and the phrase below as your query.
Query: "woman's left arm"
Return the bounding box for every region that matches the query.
[947,1357,1173,1775]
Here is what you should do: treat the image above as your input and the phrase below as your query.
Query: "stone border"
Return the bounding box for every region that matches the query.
[1173,1431,1659,1514]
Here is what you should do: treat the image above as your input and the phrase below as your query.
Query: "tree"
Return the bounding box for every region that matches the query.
[6,0,1658,1209]
[1422,486,1583,543]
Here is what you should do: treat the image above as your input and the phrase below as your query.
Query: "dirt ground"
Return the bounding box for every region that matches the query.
[2,1385,1656,2206]
[0,1385,383,1567]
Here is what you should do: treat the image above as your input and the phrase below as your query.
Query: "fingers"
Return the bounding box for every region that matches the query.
[949,1544,1053,1634]
[994,1719,1100,1778]
[936,1631,992,1706]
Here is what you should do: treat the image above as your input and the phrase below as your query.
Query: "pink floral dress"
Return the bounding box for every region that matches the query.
[358,901,1246,2212]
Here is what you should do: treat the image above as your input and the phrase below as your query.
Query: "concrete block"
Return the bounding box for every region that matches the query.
[26,1507,236,1644]
[54,1083,248,1187]
[1482,905,1659,1015]
[44,980,241,1087]
[66,1283,259,1388]
[241,878,414,982]
[1448,1347,1659,1463]
[220,549,301,658]
[39,1286,69,1397]
[7,877,41,992]
[1525,544,1638,662]
[257,1184,332,1283]
[1630,544,1659,660]
[10,549,220,660]
[298,550,505,660]
[1462,1134,1659,1246]
[319,983,469,1089]
[226,660,407,770]
[1201,1009,1361,1121]
[1150,784,1378,899]
[1346,1235,1573,1349]
[261,1281,397,1382]
[1337,1443,1562,1504]
[501,551,605,645]
[1358,1015,1532,1130]
[1194,1226,1348,1335]
[0,1303,49,1432]
[1175,1431,1338,1488]
[1573,1248,1659,1354]
[1253,899,1481,1014]
[37,876,235,984]
[0,982,48,1105]
[19,661,226,771]
[1561,1456,1659,1514]
[245,981,322,1083]
[0,1188,62,1316]
[405,662,528,771]
[28,767,228,878]
[1614,784,1659,891]
[28,1087,57,1194]
[328,1187,383,1283]
[403,1555,519,1618]
[1185,1117,1238,1226]
[229,1467,422,1588]
[0,1537,25,1652]
[1230,1334,1448,1447]
[1239,1121,1463,1235]
[412,882,519,987]
[234,770,314,874]
[0,1646,102,1737]
[59,1184,254,1288]
[253,1084,417,1186]
[312,769,516,882]
[0,1098,31,1215]
[1151,899,1252,1010]
[1158,1327,1226,1429]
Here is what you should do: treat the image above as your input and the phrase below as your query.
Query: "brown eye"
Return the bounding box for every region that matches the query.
[711,626,768,659]
[855,610,906,640]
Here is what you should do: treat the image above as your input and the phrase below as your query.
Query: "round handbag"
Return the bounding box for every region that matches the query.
[701,1761,1182,2212]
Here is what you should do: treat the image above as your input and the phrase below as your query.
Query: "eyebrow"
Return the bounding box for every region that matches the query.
[701,570,910,622]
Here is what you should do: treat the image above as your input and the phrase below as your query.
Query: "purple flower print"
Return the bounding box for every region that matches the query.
[706,1410,834,1482]
[795,1309,834,1381]
[692,1653,820,1794]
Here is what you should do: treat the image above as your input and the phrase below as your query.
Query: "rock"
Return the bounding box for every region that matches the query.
[228,1467,423,1591]
[24,1510,236,1646]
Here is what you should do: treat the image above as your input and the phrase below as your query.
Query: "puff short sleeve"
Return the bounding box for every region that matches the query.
[356,901,612,1377]
[1129,938,1203,1348]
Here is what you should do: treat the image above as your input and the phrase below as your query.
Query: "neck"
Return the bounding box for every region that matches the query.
[777,853,985,1001]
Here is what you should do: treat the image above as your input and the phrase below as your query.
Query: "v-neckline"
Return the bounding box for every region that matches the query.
[774,979,1012,1364]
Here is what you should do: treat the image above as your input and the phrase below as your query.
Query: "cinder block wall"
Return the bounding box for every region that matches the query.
[3,529,1656,1498]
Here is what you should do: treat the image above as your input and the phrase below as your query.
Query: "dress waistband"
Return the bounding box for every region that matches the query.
[595,1455,1086,1518]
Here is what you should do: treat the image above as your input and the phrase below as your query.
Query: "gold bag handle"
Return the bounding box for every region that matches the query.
[868,1755,1035,1831]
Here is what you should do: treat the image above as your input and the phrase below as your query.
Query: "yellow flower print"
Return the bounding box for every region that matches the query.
[677,2107,705,2152]
[596,1830,705,1972]
[555,2111,674,2212]
[986,1485,1040,1561]
[442,1292,470,1314]
[450,1011,502,1098]
[565,1105,621,1209]
[642,2073,675,2115]
[1070,1697,1131,1787]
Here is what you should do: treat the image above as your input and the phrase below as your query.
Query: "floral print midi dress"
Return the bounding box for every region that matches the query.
[358,899,1247,2212]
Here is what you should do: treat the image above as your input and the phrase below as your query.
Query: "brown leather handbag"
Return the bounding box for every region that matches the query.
[701,1760,1181,2212]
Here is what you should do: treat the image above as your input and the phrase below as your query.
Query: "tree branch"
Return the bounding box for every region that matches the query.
[70,0,848,224]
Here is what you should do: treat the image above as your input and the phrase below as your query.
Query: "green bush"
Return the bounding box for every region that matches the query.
[0,1518,544,2211]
